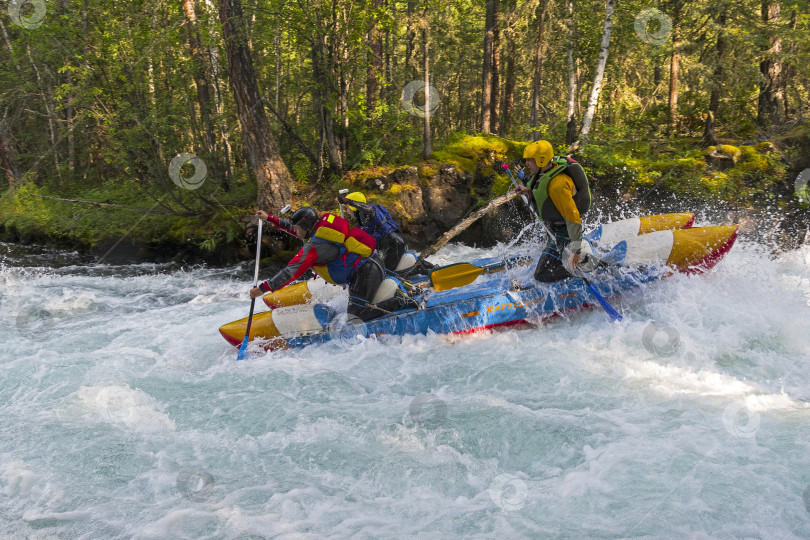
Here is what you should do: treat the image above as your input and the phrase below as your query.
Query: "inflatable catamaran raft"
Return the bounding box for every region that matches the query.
[220,213,738,350]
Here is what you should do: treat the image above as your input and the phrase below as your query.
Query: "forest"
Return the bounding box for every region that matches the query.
[0,0,808,260]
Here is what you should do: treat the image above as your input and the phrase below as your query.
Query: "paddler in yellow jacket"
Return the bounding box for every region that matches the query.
[515,140,592,282]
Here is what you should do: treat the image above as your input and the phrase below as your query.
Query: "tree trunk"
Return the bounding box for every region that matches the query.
[184,0,227,190]
[274,19,281,112]
[405,1,416,79]
[668,0,681,134]
[578,0,615,145]
[310,17,343,177]
[490,0,501,134]
[218,0,292,210]
[781,10,797,119]
[703,9,726,145]
[502,35,515,136]
[26,45,60,182]
[202,0,233,185]
[530,1,546,141]
[757,0,784,127]
[367,0,382,119]
[422,18,432,160]
[0,116,21,189]
[481,0,495,133]
[565,0,577,145]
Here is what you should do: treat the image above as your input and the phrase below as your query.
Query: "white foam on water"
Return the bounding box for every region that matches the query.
[1,239,810,538]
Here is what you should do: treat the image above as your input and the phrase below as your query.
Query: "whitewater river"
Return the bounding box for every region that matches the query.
[1,234,810,539]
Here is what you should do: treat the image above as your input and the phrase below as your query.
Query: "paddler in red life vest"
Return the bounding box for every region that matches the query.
[249,207,415,321]
[514,140,592,282]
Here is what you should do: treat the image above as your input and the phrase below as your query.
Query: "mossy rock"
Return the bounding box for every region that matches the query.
[489,174,513,198]
[417,163,440,178]
[755,141,776,153]
[431,134,528,174]
[716,144,741,158]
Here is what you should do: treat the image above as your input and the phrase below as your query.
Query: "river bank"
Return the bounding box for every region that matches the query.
[2,133,808,266]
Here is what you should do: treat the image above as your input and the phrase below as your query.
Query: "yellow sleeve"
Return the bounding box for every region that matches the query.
[548,174,581,224]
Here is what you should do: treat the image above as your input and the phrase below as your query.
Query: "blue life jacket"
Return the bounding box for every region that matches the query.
[361,204,400,240]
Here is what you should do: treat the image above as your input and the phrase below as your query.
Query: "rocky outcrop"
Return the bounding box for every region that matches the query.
[424,164,472,230]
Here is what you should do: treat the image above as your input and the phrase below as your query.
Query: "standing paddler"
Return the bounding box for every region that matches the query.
[514,140,593,282]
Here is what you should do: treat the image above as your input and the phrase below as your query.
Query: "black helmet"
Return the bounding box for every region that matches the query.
[290,207,319,236]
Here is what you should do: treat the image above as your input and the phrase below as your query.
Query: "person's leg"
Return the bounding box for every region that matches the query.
[534,223,572,282]
[347,256,386,321]
[377,233,407,271]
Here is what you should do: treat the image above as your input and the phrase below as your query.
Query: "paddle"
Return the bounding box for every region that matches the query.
[502,163,537,217]
[237,218,263,360]
[574,267,623,322]
[337,188,349,218]
[429,257,533,292]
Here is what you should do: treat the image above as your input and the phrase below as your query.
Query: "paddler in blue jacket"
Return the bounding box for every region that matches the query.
[249,207,415,321]
[337,192,408,271]
[515,140,592,282]
[337,192,436,276]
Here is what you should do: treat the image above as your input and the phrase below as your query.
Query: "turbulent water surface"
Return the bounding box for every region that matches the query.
[2,232,810,539]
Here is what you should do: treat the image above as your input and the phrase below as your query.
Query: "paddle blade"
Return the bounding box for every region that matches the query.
[236,335,250,360]
[430,263,484,292]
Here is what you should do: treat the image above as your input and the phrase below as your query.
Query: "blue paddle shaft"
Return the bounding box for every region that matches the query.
[577,270,622,322]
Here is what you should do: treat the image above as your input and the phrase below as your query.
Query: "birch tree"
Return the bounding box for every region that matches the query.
[578,0,615,145]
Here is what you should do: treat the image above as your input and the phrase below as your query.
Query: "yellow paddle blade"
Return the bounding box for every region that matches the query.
[429,263,484,292]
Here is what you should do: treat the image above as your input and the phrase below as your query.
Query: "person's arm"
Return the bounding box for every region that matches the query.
[548,175,583,253]
[251,240,344,297]
[255,210,297,237]
[257,243,318,293]
[338,196,375,227]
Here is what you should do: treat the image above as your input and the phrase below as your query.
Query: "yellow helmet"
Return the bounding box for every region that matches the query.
[523,140,554,168]
[345,192,366,211]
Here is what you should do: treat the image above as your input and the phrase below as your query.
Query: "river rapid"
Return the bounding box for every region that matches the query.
[1,232,810,539]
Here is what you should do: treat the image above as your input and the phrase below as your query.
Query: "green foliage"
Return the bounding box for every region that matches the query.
[1,0,808,259]
[579,140,787,204]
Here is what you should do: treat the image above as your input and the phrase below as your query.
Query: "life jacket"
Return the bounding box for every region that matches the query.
[310,213,377,285]
[527,156,592,223]
[360,204,400,240]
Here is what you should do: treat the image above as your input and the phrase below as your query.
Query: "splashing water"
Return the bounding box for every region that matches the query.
[1,238,810,538]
